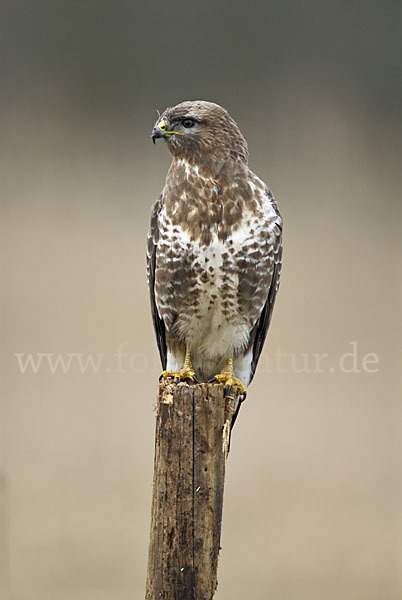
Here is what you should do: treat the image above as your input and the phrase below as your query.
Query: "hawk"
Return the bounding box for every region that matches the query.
[147,100,282,397]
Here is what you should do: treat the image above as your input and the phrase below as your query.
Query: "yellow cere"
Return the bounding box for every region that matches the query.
[157,119,185,136]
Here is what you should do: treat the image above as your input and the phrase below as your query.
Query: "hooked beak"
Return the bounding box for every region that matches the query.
[152,119,168,144]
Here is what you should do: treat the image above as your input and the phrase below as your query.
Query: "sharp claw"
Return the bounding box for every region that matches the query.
[224,384,230,396]
[159,373,163,381]
[208,377,217,383]
[175,377,180,384]
[181,372,199,384]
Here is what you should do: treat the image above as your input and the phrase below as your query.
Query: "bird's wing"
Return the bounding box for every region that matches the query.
[146,195,167,369]
[249,212,282,384]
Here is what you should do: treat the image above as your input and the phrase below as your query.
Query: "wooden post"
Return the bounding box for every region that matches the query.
[145,379,242,600]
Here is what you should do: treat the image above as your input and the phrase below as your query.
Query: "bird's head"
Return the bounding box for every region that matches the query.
[151,100,248,173]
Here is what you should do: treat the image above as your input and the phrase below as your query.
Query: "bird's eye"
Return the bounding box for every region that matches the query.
[182,118,195,129]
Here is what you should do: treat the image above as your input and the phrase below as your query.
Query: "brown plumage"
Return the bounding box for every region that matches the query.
[147,100,282,393]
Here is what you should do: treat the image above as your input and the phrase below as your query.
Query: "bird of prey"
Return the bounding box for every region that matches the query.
[147,100,282,396]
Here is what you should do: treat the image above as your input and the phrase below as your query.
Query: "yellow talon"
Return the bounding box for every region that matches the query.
[159,368,199,384]
[159,349,199,384]
[208,358,247,395]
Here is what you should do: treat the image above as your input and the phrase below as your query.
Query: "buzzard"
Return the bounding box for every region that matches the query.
[147,101,282,396]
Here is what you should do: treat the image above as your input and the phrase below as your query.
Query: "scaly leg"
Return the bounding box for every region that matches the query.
[208,357,247,395]
[160,348,199,384]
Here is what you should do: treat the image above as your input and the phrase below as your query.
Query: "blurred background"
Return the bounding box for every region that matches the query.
[1,1,401,598]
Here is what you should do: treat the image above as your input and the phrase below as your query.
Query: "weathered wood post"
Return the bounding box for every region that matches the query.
[145,379,242,600]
